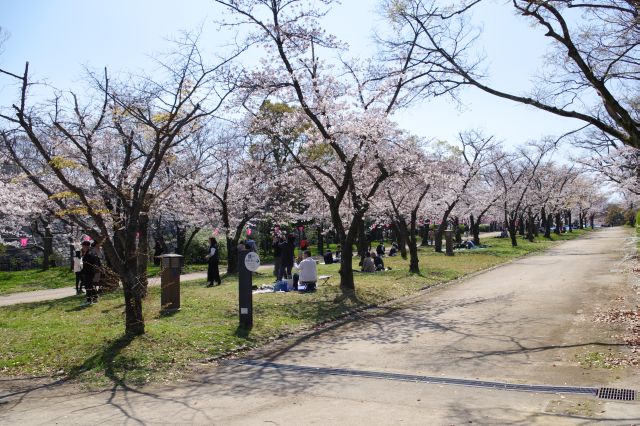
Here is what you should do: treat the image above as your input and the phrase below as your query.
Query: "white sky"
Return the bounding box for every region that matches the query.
[0,0,585,150]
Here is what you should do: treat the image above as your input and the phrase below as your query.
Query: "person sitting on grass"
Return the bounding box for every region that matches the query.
[361,252,376,273]
[293,250,317,292]
[373,252,385,271]
[376,242,385,256]
[323,250,334,264]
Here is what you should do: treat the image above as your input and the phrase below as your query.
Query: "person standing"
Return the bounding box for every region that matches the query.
[206,237,221,287]
[73,250,83,295]
[80,241,100,306]
[272,234,283,278]
[278,233,295,281]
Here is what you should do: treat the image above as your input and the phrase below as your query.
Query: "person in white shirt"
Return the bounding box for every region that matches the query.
[293,250,317,291]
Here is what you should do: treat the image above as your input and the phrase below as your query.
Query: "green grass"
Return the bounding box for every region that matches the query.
[0,229,591,386]
[0,264,209,296]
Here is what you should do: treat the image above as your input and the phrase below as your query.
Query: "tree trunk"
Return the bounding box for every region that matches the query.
[394,222,408,260]
[408,212,420,274]
[542,207,551,238]
[339,238,355,291]
[526,209,535,242]
[357,217,367,265]
[555,213,562,235]
[137,214,149,298]
[453,216,462,244]
[42,225,53,271]
[567,210,573,232]
[317,222,324,256]
[518,214,526,236]
[589,213,595,229]
[122,266,145,335]
[435,208,455,252]
[508,220,518,247]
[226,236,238,274]
[470,214,481,245]
[420,222,429,246]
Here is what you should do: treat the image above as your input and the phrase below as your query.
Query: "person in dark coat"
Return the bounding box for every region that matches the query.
[80,240,100,306]
[272,235,284,278]
[278,233,296,280]
[206,237,221,287]
[323,250,333,264]
[373,252,385,271]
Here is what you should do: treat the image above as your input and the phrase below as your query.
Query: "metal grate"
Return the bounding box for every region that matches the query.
[597,388,636,401]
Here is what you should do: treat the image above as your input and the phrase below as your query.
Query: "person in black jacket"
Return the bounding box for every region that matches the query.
[80,240,100,306]
[272,235,284,278]
[206,237,221,287]
[278,233,296,280]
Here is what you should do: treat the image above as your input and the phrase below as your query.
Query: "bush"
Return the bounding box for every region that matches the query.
[478,224,490,233]
[184,230,211,264]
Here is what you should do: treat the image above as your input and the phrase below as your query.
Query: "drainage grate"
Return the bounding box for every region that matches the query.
[229,360,601,397]
[597,388,636,401]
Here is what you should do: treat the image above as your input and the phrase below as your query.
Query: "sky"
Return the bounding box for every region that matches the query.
[0,0,585,151]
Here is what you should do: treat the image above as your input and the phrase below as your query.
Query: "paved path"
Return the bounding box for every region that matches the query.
[1,228,639,424]
[0,265,274,307]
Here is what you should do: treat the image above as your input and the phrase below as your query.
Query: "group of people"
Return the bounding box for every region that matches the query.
[361,251,386,272]
[73,240,103,306]
[322,249,341,264]
[272,233,317,292]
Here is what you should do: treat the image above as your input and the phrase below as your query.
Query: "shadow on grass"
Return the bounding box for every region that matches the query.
[235,324,253,338]
[67,333,137,385]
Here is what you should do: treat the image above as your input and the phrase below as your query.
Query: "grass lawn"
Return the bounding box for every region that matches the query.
[0,229,591,386]
[0,263,209,296]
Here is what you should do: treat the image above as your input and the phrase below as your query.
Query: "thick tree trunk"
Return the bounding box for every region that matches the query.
[453,216,462,244]
[526,209,535,242]
[567,210,573,232]
[394,222,408,260]
[589,214,595,229]
[542,207,551,238]
[122,266,145,335]
[435,206,456,252]
[470,214,481,245]
[408,213,420,274]
[226,236,238,274]
[508,220,518,247]
[555,213,562,235]
[339,238,355,291]
[518,214,526,236]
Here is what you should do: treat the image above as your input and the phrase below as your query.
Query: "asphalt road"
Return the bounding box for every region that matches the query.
[1,227,638,425]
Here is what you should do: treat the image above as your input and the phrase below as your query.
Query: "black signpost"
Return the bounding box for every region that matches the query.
[238,249,253,328]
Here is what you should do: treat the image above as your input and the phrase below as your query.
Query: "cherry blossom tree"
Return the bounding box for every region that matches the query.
[493,140,556,246]
[384,0,640,150]
[213,0,442,291]
[0,41,235,335]
[378,139,434,273]
[429,131,498,252]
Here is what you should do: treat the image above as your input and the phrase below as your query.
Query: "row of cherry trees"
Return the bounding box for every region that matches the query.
[1,0,637,336]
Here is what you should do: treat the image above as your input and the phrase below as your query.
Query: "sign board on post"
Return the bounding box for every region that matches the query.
[244,252,260,272]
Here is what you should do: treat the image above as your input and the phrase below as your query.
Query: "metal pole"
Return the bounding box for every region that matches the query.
[238,249,253,328]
